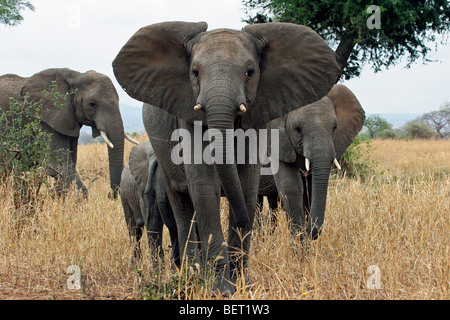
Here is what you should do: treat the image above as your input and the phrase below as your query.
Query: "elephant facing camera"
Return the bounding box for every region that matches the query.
[258,84,365,241]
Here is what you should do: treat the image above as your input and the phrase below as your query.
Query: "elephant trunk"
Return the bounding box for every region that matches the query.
[308,148,333,239]
[100,113,125,199]
[108,139,124,198]
[205,102,249,229]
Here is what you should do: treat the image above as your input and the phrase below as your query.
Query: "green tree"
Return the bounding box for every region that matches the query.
[419,102,450,139]
[364,114,393,139]
[338,134,375,179]
[0,95,51,216]
[377,128,399,139]
[402,121,436,139]
[0,83,69,218]
[0,0,34,26]
[242,0,450,80]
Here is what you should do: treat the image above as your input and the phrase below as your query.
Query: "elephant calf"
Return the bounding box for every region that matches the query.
[258,84,365,240]
[120,141,179,266]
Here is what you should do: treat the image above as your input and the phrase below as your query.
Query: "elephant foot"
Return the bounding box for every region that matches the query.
[199,262,236,297]
[53,177,89,200]
[229,254,251,286]
[230,267,253,291]
[211,278,235,297]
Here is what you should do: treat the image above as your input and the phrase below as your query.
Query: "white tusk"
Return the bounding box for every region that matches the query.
[125,133,140,145]
[100,130,114,149]
[305,158,310,171]
[334,158,341,170]
[194,104,202,111]
[239,104,247,113]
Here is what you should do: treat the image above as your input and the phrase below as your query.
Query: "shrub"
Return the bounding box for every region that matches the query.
[377,128,400,140]
[337,134,375,179]
[0,95,52,210]
[0,84,68,215]
[402,121,436,140]
[364,115,393,139]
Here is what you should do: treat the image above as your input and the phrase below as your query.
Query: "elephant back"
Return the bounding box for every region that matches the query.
[0,74,26,108]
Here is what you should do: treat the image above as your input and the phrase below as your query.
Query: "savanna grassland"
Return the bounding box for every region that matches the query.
[0,137,448,300]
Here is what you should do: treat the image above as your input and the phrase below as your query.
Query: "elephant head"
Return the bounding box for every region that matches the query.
[275,84,365,238]
[20,68,128,197]
[112,21,340,227]
[128,141,153,192]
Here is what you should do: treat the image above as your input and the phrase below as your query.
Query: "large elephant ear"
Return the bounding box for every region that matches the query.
[129,141,153,189]
[328,84,365,158]
[242,22,341,129]
[112,21,208,124]
[20,68,81,137]
[268,115,296,163]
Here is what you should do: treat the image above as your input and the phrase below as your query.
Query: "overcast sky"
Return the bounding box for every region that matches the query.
[1,0,449,114]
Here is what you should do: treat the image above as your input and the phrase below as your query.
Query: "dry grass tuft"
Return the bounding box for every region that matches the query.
[0,138,448,299]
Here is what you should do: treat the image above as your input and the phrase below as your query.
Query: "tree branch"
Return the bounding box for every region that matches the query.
[334,30,358,82]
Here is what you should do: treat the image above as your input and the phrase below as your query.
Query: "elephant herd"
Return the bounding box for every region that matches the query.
[0,21,365,295]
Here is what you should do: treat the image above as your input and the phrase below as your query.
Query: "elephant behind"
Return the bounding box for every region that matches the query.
[258,84,365,239]
[120,141,179,266]
[0,74,25,102]
[0,68,139,197]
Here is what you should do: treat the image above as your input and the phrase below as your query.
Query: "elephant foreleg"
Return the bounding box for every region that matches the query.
[273,161,307,240]
[158,166,199,267]
[155,169,180,268]
[121,193,144,263]
[227,162,261,284]
[44,124,87,196]
[144,199,164,263]
[185,162,233,294]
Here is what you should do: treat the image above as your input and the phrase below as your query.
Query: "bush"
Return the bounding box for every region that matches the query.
[337,134,375,179]
[364,115,393,139]
[0,84,68,214]
[377,128,400,140]
[0,95,52,209]
[402,121,436,140]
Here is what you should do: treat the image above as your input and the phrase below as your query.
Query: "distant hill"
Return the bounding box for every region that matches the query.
[108,106,425,134]
[116,107,423,132]
[366,113,422,128]
[78,106,422,145]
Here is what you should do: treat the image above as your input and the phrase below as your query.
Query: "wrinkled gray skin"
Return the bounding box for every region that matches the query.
[113,21,340,294]
[258,84,365,239]
[0,68,125,198]
[120,141,179,267]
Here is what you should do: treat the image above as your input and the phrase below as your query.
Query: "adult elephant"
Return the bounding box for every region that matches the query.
[113,21,340,293]
[120,141,179,266]
[258,84,365,239]
[0,68,139,197]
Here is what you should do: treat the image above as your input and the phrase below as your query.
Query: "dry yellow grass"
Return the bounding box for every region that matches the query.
[0,138,448,300]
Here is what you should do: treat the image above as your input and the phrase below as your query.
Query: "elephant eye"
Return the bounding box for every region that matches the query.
[246,66,255,78]
[192,69,199,78]
[333,125,337,132]
[89,102,97,108]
